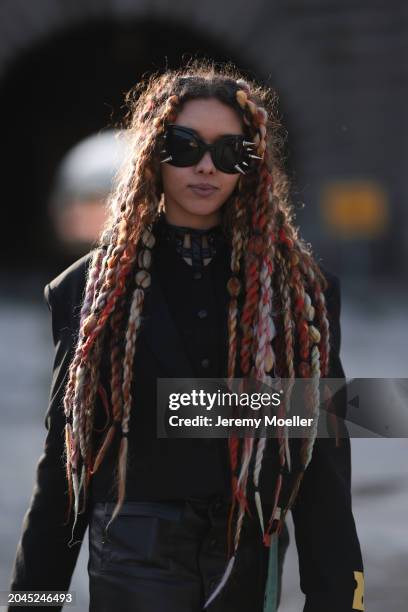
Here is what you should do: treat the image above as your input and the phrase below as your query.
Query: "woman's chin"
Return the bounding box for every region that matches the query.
[175,203,223,220]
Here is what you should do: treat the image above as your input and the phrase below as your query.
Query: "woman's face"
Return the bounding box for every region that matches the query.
[160,97,243,229]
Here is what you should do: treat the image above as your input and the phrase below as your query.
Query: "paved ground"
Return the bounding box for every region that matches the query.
[0,284,407,611]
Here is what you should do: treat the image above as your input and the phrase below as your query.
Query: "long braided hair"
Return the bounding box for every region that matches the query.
[62,60,331,603]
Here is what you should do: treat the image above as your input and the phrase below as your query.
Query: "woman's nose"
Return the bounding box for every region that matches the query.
[195,151,216,174]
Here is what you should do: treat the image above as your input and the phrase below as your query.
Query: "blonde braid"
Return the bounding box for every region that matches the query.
[252,191,280,535]
[226,197,246,379]
[105,232,154,530]
[272,232,326,533]
[225,196,248,558]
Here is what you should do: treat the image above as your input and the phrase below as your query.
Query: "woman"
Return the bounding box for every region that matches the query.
[9,61,364,612]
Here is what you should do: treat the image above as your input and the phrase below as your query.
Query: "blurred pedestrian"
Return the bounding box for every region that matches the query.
[49,130,127,256]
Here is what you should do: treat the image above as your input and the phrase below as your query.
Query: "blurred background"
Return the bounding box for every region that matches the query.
[0,1,407,610]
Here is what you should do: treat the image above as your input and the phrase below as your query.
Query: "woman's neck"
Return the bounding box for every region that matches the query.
[155,212,225,276]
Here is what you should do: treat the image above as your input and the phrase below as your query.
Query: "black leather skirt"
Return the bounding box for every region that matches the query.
[88,496,288,611]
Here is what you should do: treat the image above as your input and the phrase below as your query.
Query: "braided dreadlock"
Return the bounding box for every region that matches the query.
[61,59,332,604]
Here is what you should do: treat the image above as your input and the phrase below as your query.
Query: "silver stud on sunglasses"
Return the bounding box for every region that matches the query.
[160,155,173,163]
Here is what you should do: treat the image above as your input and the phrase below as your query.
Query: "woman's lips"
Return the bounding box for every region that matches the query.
[188,184,219,197]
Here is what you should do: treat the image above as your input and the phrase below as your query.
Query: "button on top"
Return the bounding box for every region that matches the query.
[197,309,208,319]
[193,271,202,280]
[201,358,210,368]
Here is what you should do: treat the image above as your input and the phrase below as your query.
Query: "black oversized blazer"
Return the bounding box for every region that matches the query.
[9,249,364,612]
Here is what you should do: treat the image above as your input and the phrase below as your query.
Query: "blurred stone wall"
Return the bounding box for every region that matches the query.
[0,0,406,277]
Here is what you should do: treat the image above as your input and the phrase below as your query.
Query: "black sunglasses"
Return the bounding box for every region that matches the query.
[160,124,262,175]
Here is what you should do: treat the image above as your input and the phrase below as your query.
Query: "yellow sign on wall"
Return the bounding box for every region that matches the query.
[320,180,388,238]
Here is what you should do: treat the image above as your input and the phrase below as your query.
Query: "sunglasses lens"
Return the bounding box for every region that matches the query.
[165,128,202,167]
[214,138,243,173]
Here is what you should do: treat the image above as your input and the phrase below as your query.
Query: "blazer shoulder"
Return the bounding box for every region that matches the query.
[43,251,102,345]
[44,250,95,312]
